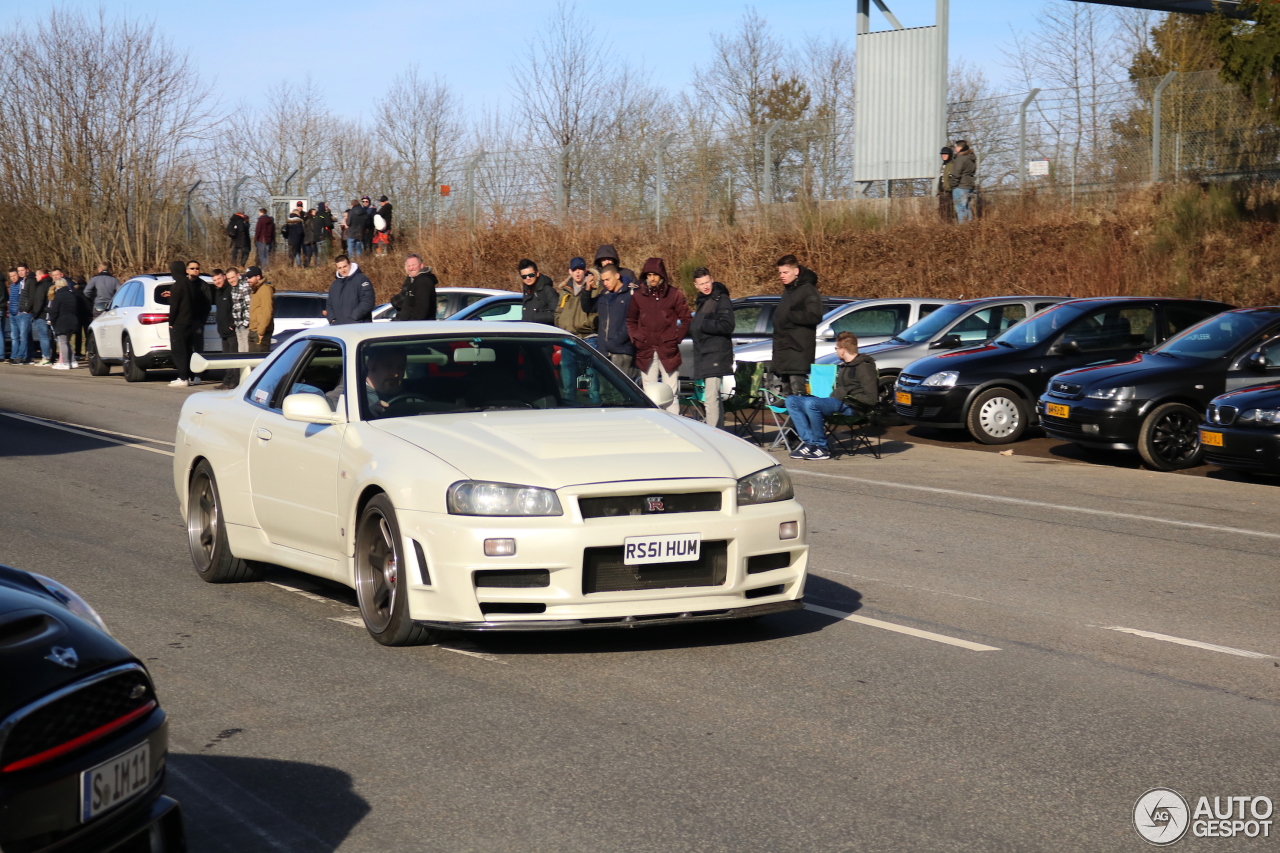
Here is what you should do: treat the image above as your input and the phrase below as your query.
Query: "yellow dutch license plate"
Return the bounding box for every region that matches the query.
[1046,403,1070,418]
[895,391,911,406]
[1200,430,1223,447]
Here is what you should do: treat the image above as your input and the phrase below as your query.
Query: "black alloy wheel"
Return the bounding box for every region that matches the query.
[121,337,147,383]
[877,374,903,425]
[1138,402,1203,471]
[86,334,111,376]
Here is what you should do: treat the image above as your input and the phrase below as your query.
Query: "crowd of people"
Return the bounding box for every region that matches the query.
[225,195,394,270]
[0,263,114,368]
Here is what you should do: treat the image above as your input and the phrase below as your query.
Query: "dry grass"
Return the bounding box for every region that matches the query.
[174,182,1280,308]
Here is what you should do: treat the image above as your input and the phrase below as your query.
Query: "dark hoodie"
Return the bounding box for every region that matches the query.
[166,261,210,326]
[625,258,691,373]
[771,265,824,376]
[521,273,557,325]
[691,281,735,380]
[834,353,878,408]
[593,244,636,287]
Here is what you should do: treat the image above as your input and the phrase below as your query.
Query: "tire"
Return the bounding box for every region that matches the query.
[354,494,436,646]
[878,373,903,425]
[1138,402,1203,471]
[121,336,147,383]
[966,387,1028,444]
[186,460,263,583]
[86,334,110,376]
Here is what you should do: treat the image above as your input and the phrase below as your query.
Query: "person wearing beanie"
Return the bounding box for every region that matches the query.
[283,213,306,267]
[625,257,690,413]
[937,147,956,222]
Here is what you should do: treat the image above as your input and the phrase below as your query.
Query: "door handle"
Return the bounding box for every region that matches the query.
[256,428,272,441]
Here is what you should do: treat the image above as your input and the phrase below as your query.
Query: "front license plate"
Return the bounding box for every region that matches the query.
[895,391,911,406]
[1046,403,1070,418]
[1200,430,1223,447]
[623,533,701,565]
[81,742,150,822]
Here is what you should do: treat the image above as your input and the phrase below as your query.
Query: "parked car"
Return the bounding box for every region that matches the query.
[177,323,807,646]
[450,293,524,322]
[677,294,856,367]
[816,296,1068,405]
[1202,382,1280,475]
[1039,307,1280,469]
[894,297,1233,444]
[86,273,212,382]
[0,565,186,852]
[731,297,953,367]
[372,287,512,322]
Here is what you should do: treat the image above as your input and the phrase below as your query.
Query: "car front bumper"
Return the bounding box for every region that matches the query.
[1198,424,1280,474]
[1037,398,1143,450]
[395,484,808,627]
[893,386,969,428]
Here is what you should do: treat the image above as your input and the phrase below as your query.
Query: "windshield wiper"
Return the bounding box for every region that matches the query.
[888,336,906,344]
[994,340,1017,348]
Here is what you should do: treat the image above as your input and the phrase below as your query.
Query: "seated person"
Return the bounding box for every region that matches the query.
[786,331,877,461]
[359,346,408,418]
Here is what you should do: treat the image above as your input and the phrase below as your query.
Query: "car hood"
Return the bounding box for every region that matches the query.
[735,334,892,362]
[371,408,776,490]
[1211,382,1280,407]
[1049,353,1178,389]
[902,342,1021,378]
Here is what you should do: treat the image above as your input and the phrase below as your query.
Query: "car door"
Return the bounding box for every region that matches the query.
[471,298,522,321]
[1035,303,1158,397]
[246,339,347,568]
[1224,331,1280,393]
[946,303,1028,346]
[93,281,137,357]
[828,303,912,344]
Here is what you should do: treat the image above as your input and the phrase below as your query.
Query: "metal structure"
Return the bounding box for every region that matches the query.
[1070,0,1246,16]
[853,0,949,186]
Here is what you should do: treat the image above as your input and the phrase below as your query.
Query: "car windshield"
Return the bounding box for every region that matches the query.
[355,334,652,420]
[1152,311,1279,360]
[894,303,975,343]
[993,303,1085,347]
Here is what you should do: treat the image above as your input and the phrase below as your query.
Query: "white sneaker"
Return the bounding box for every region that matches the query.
[70,361,78,369]
[168,378,187,388]
[36,359,51,366]
[52,363,69,371]
[188,377,202,386]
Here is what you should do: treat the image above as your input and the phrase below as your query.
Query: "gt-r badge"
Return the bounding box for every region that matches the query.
[45,646,79,668]
[645,497,665,513]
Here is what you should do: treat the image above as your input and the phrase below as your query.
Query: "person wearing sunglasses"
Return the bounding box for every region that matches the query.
[518,259,556,325]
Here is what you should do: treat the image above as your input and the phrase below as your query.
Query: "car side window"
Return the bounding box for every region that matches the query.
[110,282,135,310]
[733,305,763,334]
[477,301,521,320]
[831,304,910,337]
[129,284,146,308]
[950,307,1002,342]
[920,303,947,319]
[287,342,345,412]
[1165,304,1222,337]
[247,340,309,410]
[999,303,1027,330]
[1061,306,1156,352]
[1034,301,1059,313]
[436,295,451,318]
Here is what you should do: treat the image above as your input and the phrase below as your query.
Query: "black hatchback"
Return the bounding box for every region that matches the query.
[1201,382,1280,475]
[894,297,1233,444]
[1037,308,1280,470]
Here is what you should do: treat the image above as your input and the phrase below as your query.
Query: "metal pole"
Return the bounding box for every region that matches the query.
[556,145,570,224]
[763,120,783,208]
[1018,89,1041,195]
[301,168,321,200]
[857,0,870,34]
[1152,71,1177,184]
[937,0,949,151]
[281,168,299,196]
[231,176,248,213]
[465,150,485,229]
[656,133,675,233]
[184,181,201,243]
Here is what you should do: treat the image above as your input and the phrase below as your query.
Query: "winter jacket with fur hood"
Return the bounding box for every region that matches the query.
[625,258,691,373]
[327,262,375,325]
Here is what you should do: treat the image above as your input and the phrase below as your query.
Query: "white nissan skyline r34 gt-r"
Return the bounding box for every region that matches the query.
[174,322,808,645]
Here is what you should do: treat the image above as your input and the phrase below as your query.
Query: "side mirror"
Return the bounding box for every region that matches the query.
[1246,351,1271,372]
[644,382,675,408]
[929,334,962,350]
[1049,339,1080,356]
[821,329,836,342]
[282,393,345,425]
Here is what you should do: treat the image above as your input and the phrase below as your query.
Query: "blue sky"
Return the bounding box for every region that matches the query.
[0,0,1047,120]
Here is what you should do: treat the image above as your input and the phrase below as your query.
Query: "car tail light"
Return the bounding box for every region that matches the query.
[138,313,169,325]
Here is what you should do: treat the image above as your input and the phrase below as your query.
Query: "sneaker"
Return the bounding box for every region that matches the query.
[70,362,78,369]
[188,377,202,386]
[168,378,187,388]
[51,363,69,371]
[788,444,810,460]
[36,359,51,366]
[810,446,832,461]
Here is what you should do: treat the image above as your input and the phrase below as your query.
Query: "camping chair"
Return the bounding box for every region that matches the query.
[758,375,801,453]
[815,361,881,460]
[678,379,706,420]
[722,361,765,444]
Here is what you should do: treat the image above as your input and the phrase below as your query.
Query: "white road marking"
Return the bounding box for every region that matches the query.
[805,603,1001,651]
[329,615,365,627]
[8,414,175,445]
[1102,626,1274,659]
[167,761,327,852]
[434,644,507,663]
[268,581,353,609]
[788,467,1280,541]
[0,410,175,456]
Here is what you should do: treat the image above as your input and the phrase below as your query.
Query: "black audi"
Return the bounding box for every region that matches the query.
[0,565,185,852]
[1201,383,1280,475]
[1037,307,1280,470]
[894,297,1233,444]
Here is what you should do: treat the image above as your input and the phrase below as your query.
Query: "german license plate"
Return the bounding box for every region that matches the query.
[895,391,911,406]
[623,533,701,565]
[81,742,150,822]
[1046,403,1070,418]
[1200,430,1223,447]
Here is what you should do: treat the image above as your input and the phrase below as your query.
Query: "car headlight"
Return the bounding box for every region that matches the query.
[922,371,959,388]
[737,465,794,505]
[447,481,563,516]
[32,573,110,634]
[1239,408,1280,426]
[1085,386,1136,401]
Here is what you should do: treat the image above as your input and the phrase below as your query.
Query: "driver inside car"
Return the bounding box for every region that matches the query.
[362,347,408,418]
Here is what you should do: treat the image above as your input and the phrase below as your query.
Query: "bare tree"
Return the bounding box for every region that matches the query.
[376,68,464,229]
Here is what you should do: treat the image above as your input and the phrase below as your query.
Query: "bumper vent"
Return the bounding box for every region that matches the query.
[474,569,551,588]
[579,492,721,519]
[894,404,943,419]
[479,603,546,615]
[744,584,785,599]
[583,541,728,594]
[746,552,791,574]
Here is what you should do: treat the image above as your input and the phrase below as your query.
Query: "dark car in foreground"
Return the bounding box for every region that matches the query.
[1201,382,1280,475]
[1037,307,1280,470]
[894,297,1233,444]
[0,566,184,852]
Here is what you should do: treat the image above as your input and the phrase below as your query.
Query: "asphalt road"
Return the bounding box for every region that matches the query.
[0,364,1276,852]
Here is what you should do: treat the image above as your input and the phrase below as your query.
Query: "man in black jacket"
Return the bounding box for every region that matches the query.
[690,268,735,428]
[518,259,556,325]
[393,254,437,321]
[226,212,251,265]
[166,260,210,387]
[344,200,369,258]
[770,254,824,396]
[21,269,54,365]
[326,255,375,325]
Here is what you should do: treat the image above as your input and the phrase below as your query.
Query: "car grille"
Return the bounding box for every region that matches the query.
[894,404,943,419]
[1207,404,1238,426]
[1048,380,1083,399]
[579,492,722,519]
[1,665,155,772]
[582,541,728,594]
[1204,451,1268,470]
[1040,415,1084,434]
[896,373,924,389]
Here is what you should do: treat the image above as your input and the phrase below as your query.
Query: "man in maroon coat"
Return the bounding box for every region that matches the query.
[625,257,690,413]
[253,207,276,270]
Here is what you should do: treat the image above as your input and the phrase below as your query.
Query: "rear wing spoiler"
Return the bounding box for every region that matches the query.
[190,352,267,382]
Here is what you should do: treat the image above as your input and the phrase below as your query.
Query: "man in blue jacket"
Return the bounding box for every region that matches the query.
[326,255,375,325]
[579,265,636,379]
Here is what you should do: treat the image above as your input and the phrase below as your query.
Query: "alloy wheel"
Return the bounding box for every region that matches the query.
[1150,410,1199,465]
[187,472,217,569]
[356,513,398,634]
